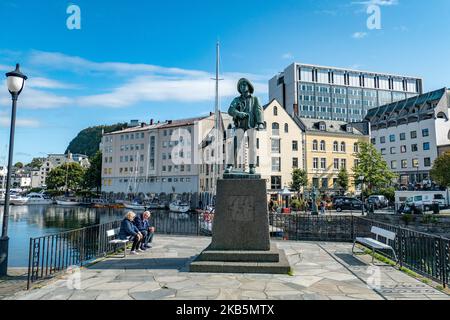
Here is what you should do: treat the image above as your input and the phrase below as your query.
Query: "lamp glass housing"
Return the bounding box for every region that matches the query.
[6,76,25,93]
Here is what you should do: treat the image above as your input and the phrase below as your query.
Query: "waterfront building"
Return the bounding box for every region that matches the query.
[100,116,217,203]
[295,117,369,193]
[366,87,450,186]
[31,153,90,188]
[269,63,422,122]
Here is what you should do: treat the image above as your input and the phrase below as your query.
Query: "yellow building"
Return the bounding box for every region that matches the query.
[297,119,369,193]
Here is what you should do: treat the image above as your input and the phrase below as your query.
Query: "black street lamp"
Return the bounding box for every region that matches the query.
[359,175,365,216]
[0,64,27,276]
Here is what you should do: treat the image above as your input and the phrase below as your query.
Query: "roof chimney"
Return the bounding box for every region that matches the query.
[150,119,154,125]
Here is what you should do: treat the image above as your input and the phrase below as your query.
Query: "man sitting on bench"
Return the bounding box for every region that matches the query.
[118,211,143,255]
[133,211,155,251]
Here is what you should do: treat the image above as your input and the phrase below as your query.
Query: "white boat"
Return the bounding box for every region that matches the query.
[25,193,54,205]
[123,201,146,211]
[169,201,190,213]
[9,195,30,205]
[56,198,80,206]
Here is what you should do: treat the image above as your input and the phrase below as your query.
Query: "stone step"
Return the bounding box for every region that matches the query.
[189,249,291,275]
[195,244,281,263]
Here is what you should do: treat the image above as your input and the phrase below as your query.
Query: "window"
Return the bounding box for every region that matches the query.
[340,159,347,170]
[320,140,326,151]
[423,142,430,151]
[391,160,397,169]
[412,159,419,168]
[313,140,318,151]
[422,129,429,137]
[273,106,278,116]
[400,133,406,141]
[371,138,376,145]
[272,157,281,172]
[389,134,396,142]
[320,158,326,169]
[271,176,282,190]
[292,141,298,151]
[380,136,386,144]
[424,158,431,167]
[312,178,319,188]
[401,160,408,168]
[319,123,326,131]
[390,147,396,154]
[321,178,328,189]
[313,158,319,169]
[333,141,339,152]
[353,143,359,153]
[340,142,346,153]
[411,144,418,152]
[334,159,339,170]
[272,123,280,135]
[271,139,281,153]
[292,158,299,168]
[284,123,289,133]
[410,131,417,139]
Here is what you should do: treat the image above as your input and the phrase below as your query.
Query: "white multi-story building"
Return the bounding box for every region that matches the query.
[366,87,450,185]
[31,153,90,188]
[269,63,422,122]
[101,116,216,199]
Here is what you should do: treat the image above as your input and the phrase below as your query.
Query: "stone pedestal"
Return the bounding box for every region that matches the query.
[190,178,290,274]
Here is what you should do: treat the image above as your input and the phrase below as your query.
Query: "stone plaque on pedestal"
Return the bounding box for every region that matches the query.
[190,178,291,274]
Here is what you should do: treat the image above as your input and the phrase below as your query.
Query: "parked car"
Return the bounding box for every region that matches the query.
[333,197,367,212]
[404,194,444,211]
[367,195,388,209]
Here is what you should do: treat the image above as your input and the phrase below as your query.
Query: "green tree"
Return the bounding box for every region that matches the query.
[337,168,349,195]
[65,123,127,157]
[290,169,308,193]
[46,162,86,191]
[83,151,102,194]
[430,152,450,187]
[14,162,23,169]
[27,158,44,169]
[353,142,397,193]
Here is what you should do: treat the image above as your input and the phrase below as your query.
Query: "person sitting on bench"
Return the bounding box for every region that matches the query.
[118,211,143,255]
[133,211,155,250]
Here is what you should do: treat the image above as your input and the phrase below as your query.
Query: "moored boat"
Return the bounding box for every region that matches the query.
[169,200,191,213]
[56,198,80,206]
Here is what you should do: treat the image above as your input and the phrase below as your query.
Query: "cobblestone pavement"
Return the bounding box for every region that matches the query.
[0,268,28,300]
[6,236,450,300]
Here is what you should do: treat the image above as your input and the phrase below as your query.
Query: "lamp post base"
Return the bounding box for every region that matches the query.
[0,236,9,277]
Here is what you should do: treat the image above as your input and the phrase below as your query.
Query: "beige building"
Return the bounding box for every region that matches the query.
[296,119,369,193]
[257,100,305,200]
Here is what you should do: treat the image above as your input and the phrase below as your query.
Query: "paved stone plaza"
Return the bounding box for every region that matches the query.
[6,235,450,300]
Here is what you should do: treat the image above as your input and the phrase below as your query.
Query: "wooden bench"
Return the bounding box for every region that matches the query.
[352,226,398,264]
[107,228,130,258]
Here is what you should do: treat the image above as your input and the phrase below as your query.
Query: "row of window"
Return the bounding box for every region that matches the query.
[120,144,145,152]
[390,158,431,169]
[312,141,359,153]
[162,165,192,173]
[312,158,348,170]
[117,177,192,183]
[119,154,145,163]
[120,132,145,141]
[381,142,430,155]
[373,129,430,144]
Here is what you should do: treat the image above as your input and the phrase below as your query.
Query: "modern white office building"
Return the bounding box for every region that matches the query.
[366,88,450,186]
[269,63,423,122]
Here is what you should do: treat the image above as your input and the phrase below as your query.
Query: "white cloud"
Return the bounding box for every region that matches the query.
[0,85,73,110]
[352,0,399,6]
[28,77,76,90]
[0,111,40,128]
[352,32,368,39]
[282,53,294,60]
[27,51,269,109]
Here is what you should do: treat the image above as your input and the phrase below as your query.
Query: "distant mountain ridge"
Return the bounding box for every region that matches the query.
[65,123,128,158]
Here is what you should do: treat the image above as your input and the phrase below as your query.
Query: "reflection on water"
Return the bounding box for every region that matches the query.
[0,205,126,267]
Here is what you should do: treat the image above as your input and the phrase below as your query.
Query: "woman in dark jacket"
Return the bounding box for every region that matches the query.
[118,211,143,255]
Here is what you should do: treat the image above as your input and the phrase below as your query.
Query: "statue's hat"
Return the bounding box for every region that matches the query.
[237,78,254,94]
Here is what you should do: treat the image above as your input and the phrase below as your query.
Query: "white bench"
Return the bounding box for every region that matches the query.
[352,226,398,264]
[107,228,130,258]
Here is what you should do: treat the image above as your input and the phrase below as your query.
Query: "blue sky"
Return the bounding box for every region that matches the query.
[0,0,449,163]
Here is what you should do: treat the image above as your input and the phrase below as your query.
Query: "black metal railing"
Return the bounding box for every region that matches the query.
[27,213,450,289]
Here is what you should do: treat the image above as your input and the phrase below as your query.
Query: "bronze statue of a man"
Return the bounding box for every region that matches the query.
[226,78,265,175]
